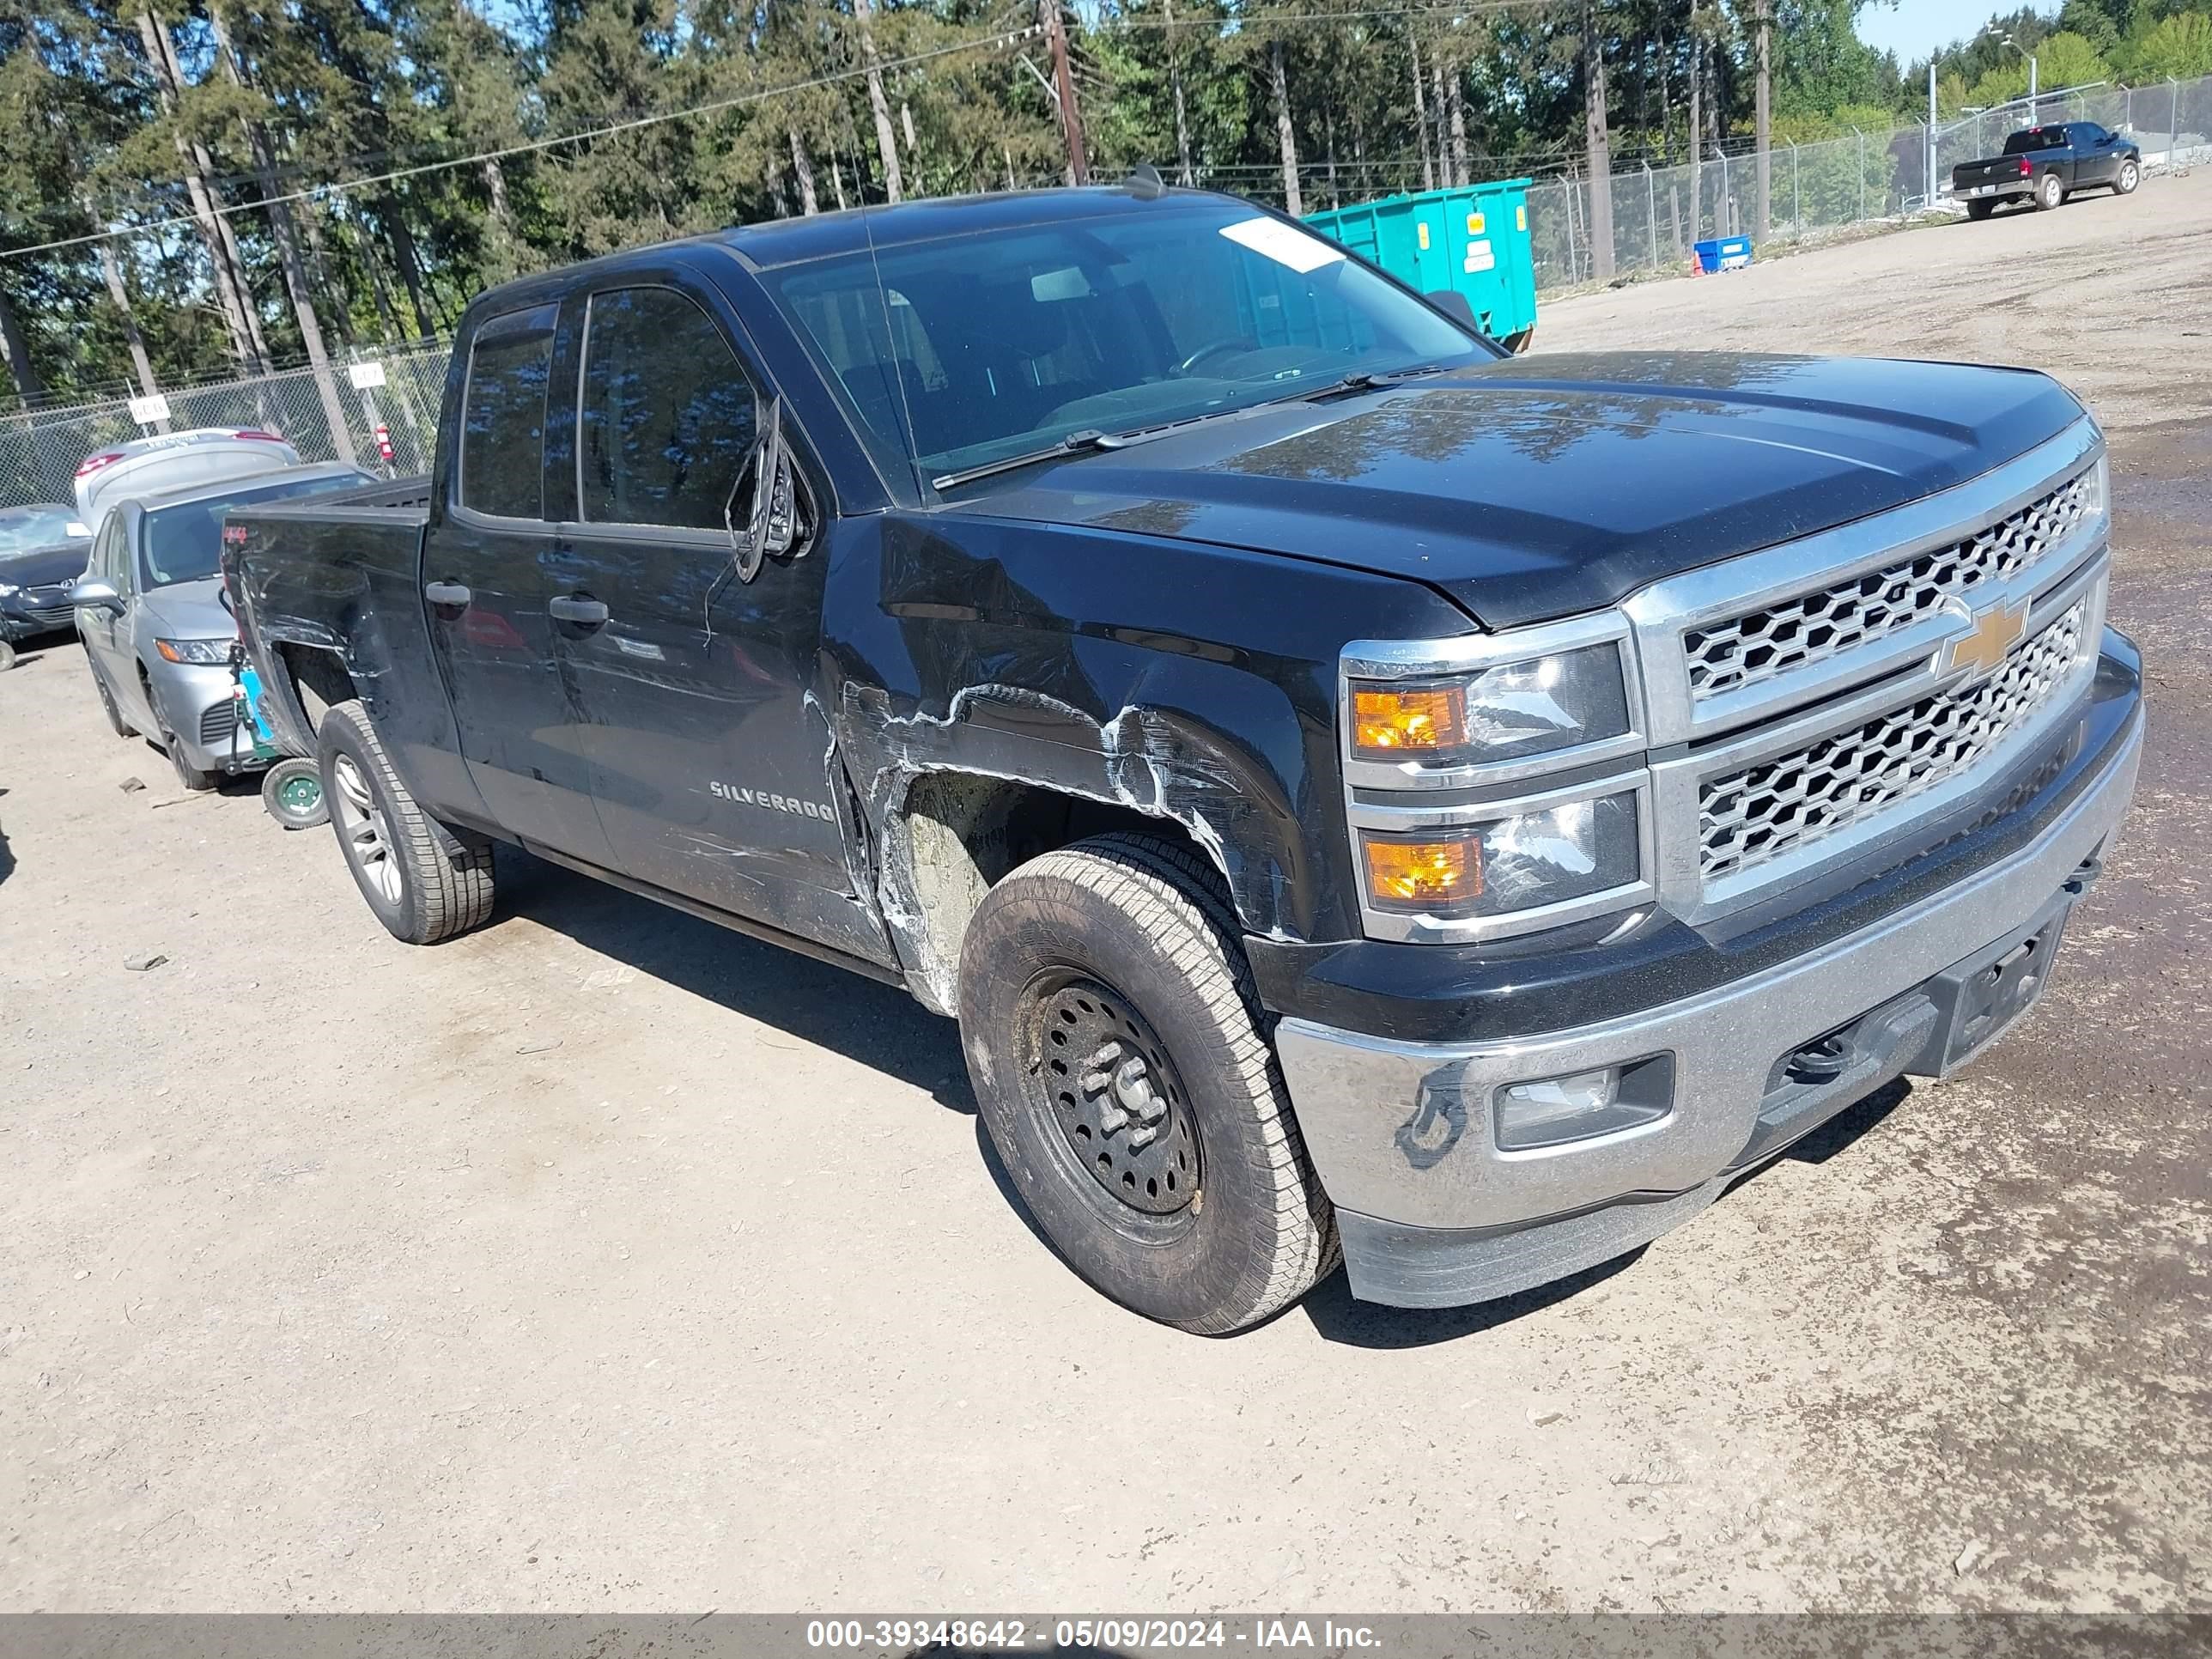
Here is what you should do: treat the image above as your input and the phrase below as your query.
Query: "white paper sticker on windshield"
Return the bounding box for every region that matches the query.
[1219,216,1346,274]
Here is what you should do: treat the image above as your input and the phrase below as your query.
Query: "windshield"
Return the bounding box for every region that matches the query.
[0,506,88,555]
[759,198,1487,485]
[140,471,371,589]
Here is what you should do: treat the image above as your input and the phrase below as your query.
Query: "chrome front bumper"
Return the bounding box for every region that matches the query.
[1274,691,2143,1305]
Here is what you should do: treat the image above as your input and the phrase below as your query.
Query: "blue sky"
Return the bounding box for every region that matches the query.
[1855,1,2063,64]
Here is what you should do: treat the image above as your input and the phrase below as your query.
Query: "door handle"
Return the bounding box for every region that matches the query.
[547,593,611,627]
[423,580,471,607]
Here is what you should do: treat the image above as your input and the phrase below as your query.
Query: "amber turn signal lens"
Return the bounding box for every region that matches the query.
[1363,836,1481,908]
[1352,685,1466,755]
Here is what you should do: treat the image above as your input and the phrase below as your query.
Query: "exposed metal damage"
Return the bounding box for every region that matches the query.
[839,681,1301,1014]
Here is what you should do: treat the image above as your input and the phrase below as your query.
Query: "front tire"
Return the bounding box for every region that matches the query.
[162,728,217,793]
[2034,171,2064,211]
[92,663,132,735]
[317,698,495,944]
[2116,158,2141,195]
[958,832,1338,1334]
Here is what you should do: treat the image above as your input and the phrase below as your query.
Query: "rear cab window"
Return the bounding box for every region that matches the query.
[458,304,557,519]
[2003,128,2071,155]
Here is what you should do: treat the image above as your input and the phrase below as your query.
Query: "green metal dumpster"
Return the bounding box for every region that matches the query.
[1304,179,1540,353]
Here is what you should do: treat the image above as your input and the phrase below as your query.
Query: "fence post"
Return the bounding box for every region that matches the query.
[1855,127,1864,222]
[1720,149,1731,235]
[1792,143,1800,231]
[1645,162,1658,270]
[1566,175,1580,283]
[2175,80,2183,162]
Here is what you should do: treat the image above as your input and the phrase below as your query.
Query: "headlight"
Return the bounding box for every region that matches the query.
[1360,790,1642,920]
[155,637,235,665]
[1349,641,1631,767]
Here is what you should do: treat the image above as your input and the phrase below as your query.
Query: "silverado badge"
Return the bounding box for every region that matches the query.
[1936,596,2030,682]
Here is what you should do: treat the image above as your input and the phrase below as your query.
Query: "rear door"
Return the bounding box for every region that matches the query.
[546,270,880,957]
[422,303,615,865]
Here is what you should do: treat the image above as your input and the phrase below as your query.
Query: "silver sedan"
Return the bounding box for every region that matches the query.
[69,463,371,789]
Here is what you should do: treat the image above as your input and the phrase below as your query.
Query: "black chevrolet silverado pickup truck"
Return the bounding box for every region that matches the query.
[223,186,2143,1333]
[1953,121,2142,217]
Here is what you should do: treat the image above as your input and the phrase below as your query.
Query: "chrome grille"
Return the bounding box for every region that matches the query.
[1683,466,2097,702]
[198,699,241,747]
[1699,599,2087,883]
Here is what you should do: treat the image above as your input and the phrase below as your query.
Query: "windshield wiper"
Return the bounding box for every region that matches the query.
[932,428,1133,491]
[1284,362,1455,404]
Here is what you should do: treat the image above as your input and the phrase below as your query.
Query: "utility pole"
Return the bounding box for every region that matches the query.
[1928,62,1938,208]
[1040,0,1088,185]
[1753,0,1772,240]
[1581,0,1613,280]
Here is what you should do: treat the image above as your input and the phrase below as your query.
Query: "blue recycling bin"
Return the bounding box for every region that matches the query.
[1693,235,1754,273]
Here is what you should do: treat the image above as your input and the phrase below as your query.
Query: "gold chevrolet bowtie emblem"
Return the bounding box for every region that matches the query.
[1936,597,2029,680]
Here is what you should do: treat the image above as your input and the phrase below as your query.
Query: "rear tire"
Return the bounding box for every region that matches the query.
[1966,198,1996,222]
[957,831,1338,1334]
[2115,158,2140,195]
[2034,171,2064,211]
[317,698,495,944]
[261,757,329,830]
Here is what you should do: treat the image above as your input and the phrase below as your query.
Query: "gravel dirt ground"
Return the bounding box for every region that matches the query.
[2,173,2207,1615]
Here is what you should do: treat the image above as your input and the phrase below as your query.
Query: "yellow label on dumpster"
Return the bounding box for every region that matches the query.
[1417,222,1431,251]
[1466,211,1486,234]
[1516,204,1528,232]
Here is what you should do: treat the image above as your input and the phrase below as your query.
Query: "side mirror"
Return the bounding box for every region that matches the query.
[1425,290,1482,332]
[68,577,124,615]
[727,398,810,582]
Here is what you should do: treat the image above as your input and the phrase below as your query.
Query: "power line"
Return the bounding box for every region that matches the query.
[7,0,1569,250]
[0,22,1047,262]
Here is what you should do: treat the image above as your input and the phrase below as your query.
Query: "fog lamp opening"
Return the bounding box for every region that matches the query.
[1494,1054,1674,1151]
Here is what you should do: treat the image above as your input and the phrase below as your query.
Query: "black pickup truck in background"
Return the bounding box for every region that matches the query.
[223,185,2144,1333]
[1954,121,2142,217]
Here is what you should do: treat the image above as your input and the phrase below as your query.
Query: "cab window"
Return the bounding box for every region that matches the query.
[458,306,556,520]
[577,287,759,532]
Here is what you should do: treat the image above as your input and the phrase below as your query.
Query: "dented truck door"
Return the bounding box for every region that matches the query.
[550,270,883,958]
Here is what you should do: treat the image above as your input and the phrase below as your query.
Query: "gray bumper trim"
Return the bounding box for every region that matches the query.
[1275,701,2142,1234]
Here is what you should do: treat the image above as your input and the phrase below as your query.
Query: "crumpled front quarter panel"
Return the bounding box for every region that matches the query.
[821,514,1472,995]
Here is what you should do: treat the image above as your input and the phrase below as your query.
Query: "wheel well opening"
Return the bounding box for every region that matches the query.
[897,773,1228,992]
[277,642,357,733]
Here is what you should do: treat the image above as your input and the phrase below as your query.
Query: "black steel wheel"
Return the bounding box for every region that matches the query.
[1024,975,1201,1218]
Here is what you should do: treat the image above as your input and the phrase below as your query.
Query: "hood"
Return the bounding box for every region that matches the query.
[138,577,234,641]
[0,538,92,590]
[948,352,2087,629]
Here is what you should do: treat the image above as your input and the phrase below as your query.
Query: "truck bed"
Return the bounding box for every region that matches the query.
[225,471,433,526]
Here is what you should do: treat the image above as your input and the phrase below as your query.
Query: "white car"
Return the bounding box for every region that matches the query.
[73,428,302,527]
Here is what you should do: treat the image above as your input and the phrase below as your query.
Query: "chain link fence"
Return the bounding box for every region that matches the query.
[1527,75,2211,289]
[0,339,451,509]
[4,75,2207,507]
